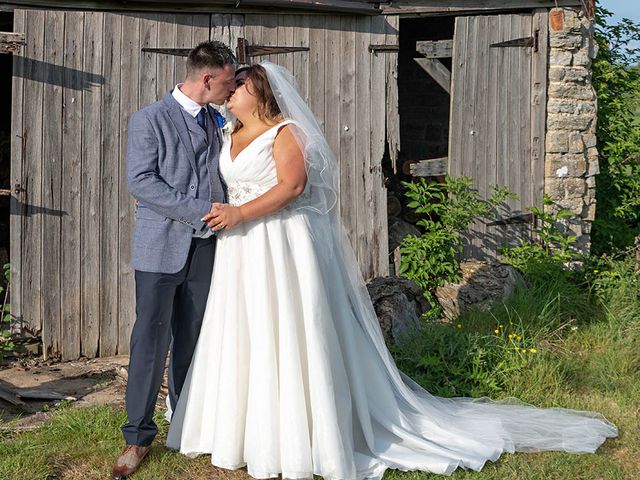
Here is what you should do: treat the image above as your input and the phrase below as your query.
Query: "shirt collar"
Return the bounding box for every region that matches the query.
[172,83,205,118]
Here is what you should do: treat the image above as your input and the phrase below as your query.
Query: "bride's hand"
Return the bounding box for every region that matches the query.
[203,203,244,231]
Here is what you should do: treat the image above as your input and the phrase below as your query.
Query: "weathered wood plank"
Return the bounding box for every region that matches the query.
[339,16,356,246]
[354,15,371,279]
[413,57,451,94]
[307,15,325,130]
[324,15,341,216]
[385,15,400,173]
[258,14,278,64]
[0,31,25,53]
[485,15,501,258]
[277,15,295,74]
[531,8,548,209]
[409,157,449,177]
[99,12,122,357]
[156,14,177,98]
[10,9,25,335]
[174,15,192,82]
[293,15,310,103]
[60,10,83,360]
[21,9,45,337]
[80,11,103,357]
[416,39,453,58]
[41,9,64,359]
[117,14,141,355]
[370,14,389,277]
[139,15,159,107]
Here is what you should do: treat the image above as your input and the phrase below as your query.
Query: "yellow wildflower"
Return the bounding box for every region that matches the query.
[529,348,537,353]
[516,335,522,341]
[508,334,514,339]
[456,324,462,329]
[494,329,500,334]
[514,347,519,351]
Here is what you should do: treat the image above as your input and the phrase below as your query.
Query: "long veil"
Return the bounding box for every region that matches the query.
[261,60,617,471]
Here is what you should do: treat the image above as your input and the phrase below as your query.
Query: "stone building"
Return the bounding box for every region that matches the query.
[1,0,598,359]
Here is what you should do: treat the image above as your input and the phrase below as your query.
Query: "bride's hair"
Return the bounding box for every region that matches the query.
[234,64,283,131]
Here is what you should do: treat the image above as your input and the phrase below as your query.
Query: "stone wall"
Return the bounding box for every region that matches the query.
[545,7,599,253]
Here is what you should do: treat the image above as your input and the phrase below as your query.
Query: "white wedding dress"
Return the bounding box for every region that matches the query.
[166,119,617,479]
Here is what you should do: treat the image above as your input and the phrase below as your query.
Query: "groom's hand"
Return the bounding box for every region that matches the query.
[202,203,243,231]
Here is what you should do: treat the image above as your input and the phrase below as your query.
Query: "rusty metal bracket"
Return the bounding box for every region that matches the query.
[490,30,539,52]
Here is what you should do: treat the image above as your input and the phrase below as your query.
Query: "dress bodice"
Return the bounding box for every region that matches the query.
[219,120,294,206]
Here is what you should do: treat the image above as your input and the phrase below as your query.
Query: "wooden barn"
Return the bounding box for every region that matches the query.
[1,0,598,359]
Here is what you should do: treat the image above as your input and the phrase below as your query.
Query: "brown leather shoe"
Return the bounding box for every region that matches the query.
[111,444,151,479]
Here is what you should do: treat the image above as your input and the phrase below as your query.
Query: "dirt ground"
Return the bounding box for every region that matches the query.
[0,356,147,431]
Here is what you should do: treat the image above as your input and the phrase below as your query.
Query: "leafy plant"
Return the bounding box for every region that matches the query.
[591,7,640,252]
[399,176,516,307]
[0,263,14,362]
[501,194,582,282]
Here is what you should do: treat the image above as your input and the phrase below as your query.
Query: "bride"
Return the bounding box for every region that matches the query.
[165,61,617,478]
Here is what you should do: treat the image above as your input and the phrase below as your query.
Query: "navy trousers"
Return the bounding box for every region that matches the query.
[121,236,215,446]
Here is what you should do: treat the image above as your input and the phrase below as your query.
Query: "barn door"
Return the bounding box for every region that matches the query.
[448,11,548,259]
[11,10,211,359]
[242,14,395,280]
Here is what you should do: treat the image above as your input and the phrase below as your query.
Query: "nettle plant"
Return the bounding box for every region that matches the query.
[399,176,516,306]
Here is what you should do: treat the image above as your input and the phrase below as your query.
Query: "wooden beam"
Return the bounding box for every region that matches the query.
[381,0,581,15]
[414,57,450,94]
[0,32,25,53]
[416,40,452,58]
[3,0,380,15]
[407,157,449,177]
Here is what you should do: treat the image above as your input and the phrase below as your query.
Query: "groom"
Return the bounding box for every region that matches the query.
[112,41,237,480]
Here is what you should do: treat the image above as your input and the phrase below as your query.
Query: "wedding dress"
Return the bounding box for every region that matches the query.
[165,62,617,479]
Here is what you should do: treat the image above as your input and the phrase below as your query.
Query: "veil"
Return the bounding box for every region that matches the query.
[260,60,617,460]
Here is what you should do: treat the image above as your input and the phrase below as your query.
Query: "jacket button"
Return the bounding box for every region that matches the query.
[189,184,196,190]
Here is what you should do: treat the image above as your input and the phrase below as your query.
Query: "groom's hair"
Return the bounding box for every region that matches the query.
[186,41,236,78]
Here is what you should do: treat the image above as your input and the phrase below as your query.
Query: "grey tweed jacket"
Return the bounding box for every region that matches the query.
[126,92,225,274]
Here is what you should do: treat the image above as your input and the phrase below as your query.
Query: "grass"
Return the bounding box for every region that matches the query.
[0,252,638,480]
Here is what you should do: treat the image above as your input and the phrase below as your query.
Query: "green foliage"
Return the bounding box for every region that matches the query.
[399,176,516,307]
[592,7,640,252]
[0,263,13,362]
[501,194,582,282]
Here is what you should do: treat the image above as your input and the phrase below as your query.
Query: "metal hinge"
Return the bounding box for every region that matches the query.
[368,44,399,54]
[490,30,539,52]
[236,38,309,64]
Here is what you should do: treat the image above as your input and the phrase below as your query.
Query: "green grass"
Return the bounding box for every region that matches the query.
[0,252,638,480]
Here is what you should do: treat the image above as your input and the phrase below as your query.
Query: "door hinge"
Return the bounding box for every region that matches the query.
[236,38,309,64]
[490,30,539,52]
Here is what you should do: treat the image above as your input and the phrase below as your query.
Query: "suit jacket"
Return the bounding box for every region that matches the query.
[126,92,225,274]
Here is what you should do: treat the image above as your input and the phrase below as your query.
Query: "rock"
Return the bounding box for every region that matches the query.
[367,276,431,345]
[435,261,524,320]
[388,217,421,252]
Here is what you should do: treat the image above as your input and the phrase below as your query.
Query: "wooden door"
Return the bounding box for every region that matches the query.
[448,11,548,259]
[241,13,395,280]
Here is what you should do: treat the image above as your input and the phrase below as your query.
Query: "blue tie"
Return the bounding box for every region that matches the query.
[196,107,207,131]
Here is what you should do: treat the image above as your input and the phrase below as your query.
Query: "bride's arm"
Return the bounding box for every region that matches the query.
[203,125,307,230]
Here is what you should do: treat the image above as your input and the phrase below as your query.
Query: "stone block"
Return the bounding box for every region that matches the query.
[550,32,583,50]
[583,132,597,148]
[565,177,587,198]
[547,113,593,131]
[546,130,569,153]
[548,82,595,100]
[545,177,566,199]
[569,132,585,153]
[545,154,587,177]
[547,98,596,115]
[549,50,573,66]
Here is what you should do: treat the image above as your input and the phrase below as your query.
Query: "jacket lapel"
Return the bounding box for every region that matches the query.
[163,92,198,173]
